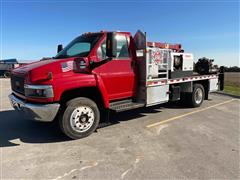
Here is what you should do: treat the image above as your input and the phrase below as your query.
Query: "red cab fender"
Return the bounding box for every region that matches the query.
[94,74,110,108]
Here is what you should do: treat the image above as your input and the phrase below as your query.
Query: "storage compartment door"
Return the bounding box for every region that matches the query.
[209,78,218,92]
[147,85,169,106]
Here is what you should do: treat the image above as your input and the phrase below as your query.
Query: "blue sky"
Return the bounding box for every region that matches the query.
[1,0,239,66]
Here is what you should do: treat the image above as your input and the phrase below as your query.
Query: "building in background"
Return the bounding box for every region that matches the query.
[0,59,28,77]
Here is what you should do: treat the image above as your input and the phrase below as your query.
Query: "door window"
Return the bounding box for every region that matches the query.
[97,40,107,60]
[116,34,129,58]
[97,34,129,60]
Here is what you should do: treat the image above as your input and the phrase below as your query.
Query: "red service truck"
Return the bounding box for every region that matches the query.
[9,30,224,139]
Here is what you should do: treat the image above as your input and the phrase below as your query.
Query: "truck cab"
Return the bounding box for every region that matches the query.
[9,30,223,139]
[9,31,141,138]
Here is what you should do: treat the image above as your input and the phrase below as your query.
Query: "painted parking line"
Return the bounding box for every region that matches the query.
[146,99,237,128]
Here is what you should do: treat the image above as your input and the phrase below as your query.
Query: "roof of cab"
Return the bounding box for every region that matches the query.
[82,30,131,35]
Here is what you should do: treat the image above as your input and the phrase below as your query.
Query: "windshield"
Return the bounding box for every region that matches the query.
[55,33,102,59]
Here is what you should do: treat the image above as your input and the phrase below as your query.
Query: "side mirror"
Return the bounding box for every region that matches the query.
[57,44,63,53]
[73,58,90,73]
[106,32,117,58]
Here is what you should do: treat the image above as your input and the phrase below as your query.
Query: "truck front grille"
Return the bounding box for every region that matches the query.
[11,74,25,95]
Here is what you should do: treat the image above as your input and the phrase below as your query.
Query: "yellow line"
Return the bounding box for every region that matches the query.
[146,99,237,128]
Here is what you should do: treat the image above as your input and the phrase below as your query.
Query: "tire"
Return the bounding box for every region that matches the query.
[188,83,205,107]
[4,71,10,78]
[59,97,100,139]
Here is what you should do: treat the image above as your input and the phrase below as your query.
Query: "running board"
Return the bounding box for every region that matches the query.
[110,100,145,112]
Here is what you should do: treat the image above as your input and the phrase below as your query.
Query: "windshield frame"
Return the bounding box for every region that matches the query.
[54,33,103,59]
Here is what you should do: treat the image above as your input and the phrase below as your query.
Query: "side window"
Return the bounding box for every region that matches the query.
[97,40,106,60]
[116,35,129,58]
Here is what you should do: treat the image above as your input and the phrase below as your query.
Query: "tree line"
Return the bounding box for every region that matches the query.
[211,65,240,72]
[223,66,240,72]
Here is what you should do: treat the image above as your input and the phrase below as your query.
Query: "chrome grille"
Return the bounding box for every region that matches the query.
[11,74,25,95]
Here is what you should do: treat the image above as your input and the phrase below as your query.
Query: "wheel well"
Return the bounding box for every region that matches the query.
[193,80,209,100]
[60,87,105,109]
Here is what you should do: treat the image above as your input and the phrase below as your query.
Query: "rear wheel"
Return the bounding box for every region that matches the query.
[188,83,205,107]
[60,97,100,139]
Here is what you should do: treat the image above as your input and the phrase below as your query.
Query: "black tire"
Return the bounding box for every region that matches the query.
[59,97,100,139]
[187,83,205,107]
[4,71,10,78]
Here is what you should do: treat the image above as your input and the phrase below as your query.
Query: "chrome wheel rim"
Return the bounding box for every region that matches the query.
[70,106,95,133]
[195,88,203,104]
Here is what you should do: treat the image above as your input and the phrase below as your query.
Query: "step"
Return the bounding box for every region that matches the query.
[110,100,145,112]
[158,72,168,75]
[109,99,132,106]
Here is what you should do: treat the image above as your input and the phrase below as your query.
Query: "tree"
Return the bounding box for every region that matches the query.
[224,66,240,72]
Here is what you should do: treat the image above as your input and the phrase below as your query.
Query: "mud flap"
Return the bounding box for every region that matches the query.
[219,66,225,91]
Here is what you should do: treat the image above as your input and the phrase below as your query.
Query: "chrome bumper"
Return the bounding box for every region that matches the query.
[8,94,60,122]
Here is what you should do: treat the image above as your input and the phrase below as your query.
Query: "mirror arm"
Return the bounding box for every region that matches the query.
[90,57,113,69]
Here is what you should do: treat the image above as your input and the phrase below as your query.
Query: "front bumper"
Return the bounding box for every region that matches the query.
[8,94,60,122]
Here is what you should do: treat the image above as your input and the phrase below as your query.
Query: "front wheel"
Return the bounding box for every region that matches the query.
[60,97,100,139]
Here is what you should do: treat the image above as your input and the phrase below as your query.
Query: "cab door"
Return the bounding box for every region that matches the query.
[97,33,135,100]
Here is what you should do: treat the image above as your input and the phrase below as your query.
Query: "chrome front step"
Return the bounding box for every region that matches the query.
[110,99,145,112]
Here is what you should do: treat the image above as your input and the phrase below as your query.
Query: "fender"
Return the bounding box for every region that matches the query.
[94,73,110,108]
[54,73,109,108]
[53,74,97,102]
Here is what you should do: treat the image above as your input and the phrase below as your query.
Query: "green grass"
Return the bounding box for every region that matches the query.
[224,85,240,96]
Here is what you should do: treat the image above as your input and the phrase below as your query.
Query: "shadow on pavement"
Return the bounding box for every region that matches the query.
[163,98,214,109]
[0,103,176,147]
[0,110,69,147]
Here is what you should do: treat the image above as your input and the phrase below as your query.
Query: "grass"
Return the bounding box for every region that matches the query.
[224,84,240,96]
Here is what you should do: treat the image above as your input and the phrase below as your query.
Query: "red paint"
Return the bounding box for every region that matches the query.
[11,31,136,107]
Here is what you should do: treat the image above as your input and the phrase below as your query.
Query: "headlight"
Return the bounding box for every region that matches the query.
[24,84,54,98]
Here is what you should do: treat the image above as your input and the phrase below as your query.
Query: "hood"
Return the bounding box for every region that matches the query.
[12,58,77,83]
[14,59,59,73]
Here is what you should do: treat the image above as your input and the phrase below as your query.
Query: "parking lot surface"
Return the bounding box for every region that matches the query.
[0,79,239,179]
